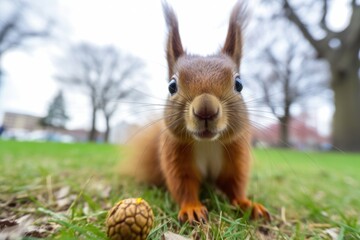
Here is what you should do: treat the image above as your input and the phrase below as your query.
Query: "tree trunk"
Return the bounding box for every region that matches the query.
[89,107,97,142]
[0,59,3,88]
[279,115,290,148]
[331,63,360,151]
[104,114,110,143]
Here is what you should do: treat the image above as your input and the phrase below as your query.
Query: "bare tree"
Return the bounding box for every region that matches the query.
[57,43,143,142]
[0,0,52,86]
[248,22,328,147]
[269,0,360,151]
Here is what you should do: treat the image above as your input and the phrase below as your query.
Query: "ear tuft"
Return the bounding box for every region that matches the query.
[222,1,247,69]
[163,1,184,79]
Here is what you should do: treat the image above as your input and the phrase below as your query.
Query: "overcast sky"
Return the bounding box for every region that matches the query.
[0,0,350,135]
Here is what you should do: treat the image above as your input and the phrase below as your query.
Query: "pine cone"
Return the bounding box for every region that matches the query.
[106,198,154,240]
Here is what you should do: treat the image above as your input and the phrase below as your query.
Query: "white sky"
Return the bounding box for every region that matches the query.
[0,0,349,135]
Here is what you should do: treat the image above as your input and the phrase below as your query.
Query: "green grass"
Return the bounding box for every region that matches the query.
[0,140,359,239]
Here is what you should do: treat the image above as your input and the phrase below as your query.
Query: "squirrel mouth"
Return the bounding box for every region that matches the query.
[194,130,218,139]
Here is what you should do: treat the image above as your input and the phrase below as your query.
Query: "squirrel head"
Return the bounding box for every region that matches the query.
[163,1,249,143]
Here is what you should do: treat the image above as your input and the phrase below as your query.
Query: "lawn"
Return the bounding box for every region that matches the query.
[0,140,359,239]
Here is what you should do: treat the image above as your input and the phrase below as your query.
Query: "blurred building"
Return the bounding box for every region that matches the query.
[252,116,331,150]
[2,112,43,131]
[1,111,104,142]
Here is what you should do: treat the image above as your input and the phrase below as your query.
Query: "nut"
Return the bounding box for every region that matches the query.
[106,198,154,240]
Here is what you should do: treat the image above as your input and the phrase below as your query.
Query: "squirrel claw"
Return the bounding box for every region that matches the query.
[232,198,271,222]
[178,204,208,225]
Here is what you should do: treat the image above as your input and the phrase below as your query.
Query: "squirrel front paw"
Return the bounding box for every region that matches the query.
[232,198,271,222]
[178,203,208,224]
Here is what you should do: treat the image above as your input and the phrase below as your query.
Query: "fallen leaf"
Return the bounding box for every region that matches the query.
[0,215,33,240]
[100,185,112,198]
[54,186,71,200]
[56,194,76,210]
[83,202,90,215]
[89,182,112,198]
[323,227,339,240]
[0,218,17,230]
[162,231,191,240]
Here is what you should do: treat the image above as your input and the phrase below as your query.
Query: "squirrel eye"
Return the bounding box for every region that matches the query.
[168,78,177,95]
[234,75,243,93]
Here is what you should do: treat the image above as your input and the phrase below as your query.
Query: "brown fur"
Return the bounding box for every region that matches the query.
[120,1,270,223]
[120,121,164,186]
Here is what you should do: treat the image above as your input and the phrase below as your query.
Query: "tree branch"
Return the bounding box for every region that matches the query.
[282,0,327,58]
[0,28,50,55]
[263,46,289,83]
[342,4,360,48]
[0,1,52,55]
[320,0,331,33]
[257,74,279,119]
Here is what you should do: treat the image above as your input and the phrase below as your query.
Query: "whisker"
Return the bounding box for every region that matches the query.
[124,110,185,144]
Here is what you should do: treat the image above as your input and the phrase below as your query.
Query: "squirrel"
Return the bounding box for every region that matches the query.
[121,1,270,224]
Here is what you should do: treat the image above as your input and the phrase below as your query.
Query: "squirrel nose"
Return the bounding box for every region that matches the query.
[193,106,219,121]
[191,94,221,121]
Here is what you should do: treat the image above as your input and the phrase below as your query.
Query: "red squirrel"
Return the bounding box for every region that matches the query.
[122,1,270,224]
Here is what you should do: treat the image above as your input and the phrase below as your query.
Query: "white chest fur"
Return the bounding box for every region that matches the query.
[194,141,223,180]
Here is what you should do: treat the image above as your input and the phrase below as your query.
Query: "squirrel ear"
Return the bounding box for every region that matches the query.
[163,2,184,79]
[222,1,245,69]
